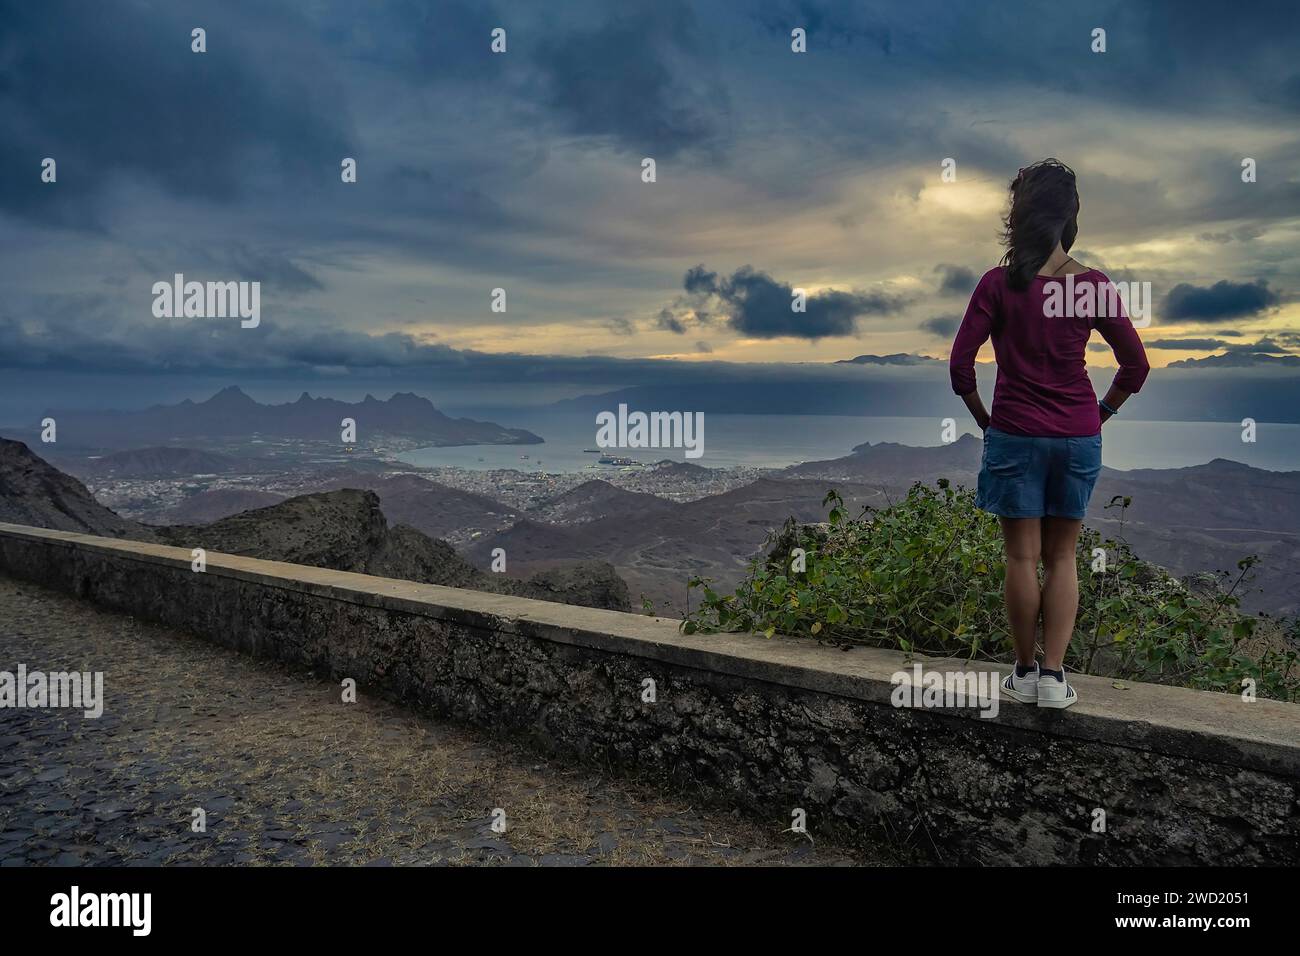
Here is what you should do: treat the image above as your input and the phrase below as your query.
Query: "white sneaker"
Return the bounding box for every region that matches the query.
[1037,669,1078,709]
[1001,662,1039,704]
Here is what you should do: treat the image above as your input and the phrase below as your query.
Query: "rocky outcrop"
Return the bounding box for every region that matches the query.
[519,561,633,612]
[0,438,151,540]
[155,489,630,611]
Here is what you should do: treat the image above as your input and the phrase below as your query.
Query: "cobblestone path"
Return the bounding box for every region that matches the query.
[0,576,888,866]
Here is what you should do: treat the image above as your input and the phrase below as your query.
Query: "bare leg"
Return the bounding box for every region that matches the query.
[999,517,1042,666]
[1040,517,1084,670]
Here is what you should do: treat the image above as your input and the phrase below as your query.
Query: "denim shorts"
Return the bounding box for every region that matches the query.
[976,428,1102,519]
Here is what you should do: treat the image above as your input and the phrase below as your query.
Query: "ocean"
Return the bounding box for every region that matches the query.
[397,412,1300,474]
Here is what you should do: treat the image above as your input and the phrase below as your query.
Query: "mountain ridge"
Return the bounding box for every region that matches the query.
[21,387,543,450]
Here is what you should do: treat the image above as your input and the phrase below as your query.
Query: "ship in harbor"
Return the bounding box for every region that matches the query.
[597,454,642,466]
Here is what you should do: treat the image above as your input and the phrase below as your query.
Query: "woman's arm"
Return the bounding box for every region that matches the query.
[1097,385,1131,426]
[960,390,991,431]
[950,271,995,430]
[1094,282,1151,426]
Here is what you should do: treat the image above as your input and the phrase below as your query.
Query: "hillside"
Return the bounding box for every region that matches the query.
[150,488,288,525]
[529,479,676,524]
[0,438,152,539]
[785,433,983,486]
[468,477,885,614]
[65,446,242,479]
[309,472,517,542]
[0,439,628,611]
[465,438,1300,618]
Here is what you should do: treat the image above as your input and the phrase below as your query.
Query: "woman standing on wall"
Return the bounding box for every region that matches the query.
[948,159,1150,709]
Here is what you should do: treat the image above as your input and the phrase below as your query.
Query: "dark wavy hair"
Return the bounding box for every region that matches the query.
[1000,158,1080,291]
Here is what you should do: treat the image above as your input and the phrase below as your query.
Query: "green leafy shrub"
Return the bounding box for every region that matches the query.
[682,481,1299,702]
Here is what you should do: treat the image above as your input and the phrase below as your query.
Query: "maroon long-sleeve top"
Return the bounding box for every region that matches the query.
[949,267,1150,437]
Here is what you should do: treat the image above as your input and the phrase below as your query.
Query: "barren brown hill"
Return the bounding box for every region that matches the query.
[530,479,677,524]
[468,478,884,615]
[150,488,288,525]
[309,472,518,541]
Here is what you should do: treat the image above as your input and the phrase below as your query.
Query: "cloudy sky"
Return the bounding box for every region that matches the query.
[2,0,1299,413]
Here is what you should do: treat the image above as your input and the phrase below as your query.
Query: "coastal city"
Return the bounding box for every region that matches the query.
[77,438,774,527]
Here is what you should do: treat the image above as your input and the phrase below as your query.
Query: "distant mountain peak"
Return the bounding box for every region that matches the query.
[835,353,937,366]
[207,385,255,404]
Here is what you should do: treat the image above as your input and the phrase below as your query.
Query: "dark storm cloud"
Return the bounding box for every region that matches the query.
[920,316,959,337]
[0,0,354,227]
[0,307,667,387]
[934,265,976,297]
[0,307,901,387]
[751,1,894,51]
[731,1,1300,242]
[2,0,1299,398]
[1224,338,1288,354]
[0,0,747,299]
[1199,225,1265,244]
[6,0,1299,234]
[205,245,325,294]
[1144,337,1231,350]
[656,309,687,334]
[677,265,906,340]
[1163,280,1283,322]
[750,0,1300,116]
[323,0,504,81]
[684,265,720,295]
[0,312,446,374]
[532,0,727,158]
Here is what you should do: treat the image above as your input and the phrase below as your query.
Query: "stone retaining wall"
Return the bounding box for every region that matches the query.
[2,521,1297,864]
